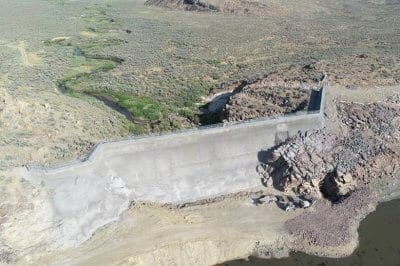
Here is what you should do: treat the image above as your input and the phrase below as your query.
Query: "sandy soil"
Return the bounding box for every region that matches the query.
[3,42,35,67]
[0,84,127,168]
[29,194,300,265]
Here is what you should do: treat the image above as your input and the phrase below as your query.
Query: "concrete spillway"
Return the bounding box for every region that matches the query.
[22,78,327,247]
[22,113,323,247]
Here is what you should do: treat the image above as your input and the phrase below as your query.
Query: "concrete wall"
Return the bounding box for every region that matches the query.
[23,78,327,247]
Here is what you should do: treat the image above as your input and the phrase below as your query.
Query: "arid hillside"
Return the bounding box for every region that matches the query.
[0,0,399,264]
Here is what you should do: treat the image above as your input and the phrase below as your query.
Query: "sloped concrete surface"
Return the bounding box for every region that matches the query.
[23,113,324,247]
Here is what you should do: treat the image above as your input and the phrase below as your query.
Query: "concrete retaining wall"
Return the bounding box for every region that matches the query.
[23,77,327,247]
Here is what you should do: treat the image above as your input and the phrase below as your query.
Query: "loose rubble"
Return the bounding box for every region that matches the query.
[257,96,399,202]
[251,194,315,211]
[285,188,378,249]
[250,194,278,206]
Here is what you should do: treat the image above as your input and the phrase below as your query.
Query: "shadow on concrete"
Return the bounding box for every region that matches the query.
[257,149,271,164]
[198,80,248,126]
[274,131,289,146]
[308,88,323,112]
[257,141,284,164]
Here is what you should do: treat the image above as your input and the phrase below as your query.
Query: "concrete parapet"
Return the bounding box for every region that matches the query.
[22,76,328,247]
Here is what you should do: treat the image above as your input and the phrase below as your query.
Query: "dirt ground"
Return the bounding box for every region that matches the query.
[30,193,298,265]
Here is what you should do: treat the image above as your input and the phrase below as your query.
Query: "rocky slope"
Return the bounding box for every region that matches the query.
[254,95,400,255]
[257,96,400,201]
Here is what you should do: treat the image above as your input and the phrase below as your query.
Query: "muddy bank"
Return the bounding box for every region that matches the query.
[223,198,400,266]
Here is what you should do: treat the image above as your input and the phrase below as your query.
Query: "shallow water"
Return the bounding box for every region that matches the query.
[223,198,400,266]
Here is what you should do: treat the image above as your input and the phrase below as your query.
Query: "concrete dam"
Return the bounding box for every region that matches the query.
[22,78,327,247]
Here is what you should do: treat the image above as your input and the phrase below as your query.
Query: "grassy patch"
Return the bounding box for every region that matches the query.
[57,56,117,94]
[54,31,206,134]
[81,38,127,51]
[109,92,201,132]
[71,56,116,72]
[111,92,170,122]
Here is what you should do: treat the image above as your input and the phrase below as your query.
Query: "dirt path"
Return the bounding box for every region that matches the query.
[3,41,37,67]
[14,42,30,66]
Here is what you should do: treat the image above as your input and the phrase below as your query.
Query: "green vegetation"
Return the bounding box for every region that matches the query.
[56,44,201,132]
[58,57,117,94]
[40,1,400,134]
[112,92,186,132]
[50,6,212,134]
[111,93,169,121]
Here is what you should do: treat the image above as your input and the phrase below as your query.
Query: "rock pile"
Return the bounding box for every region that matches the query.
[250,194,315,211]
[257,131,339,198]
[338,96,400,140]
[320,170,356,201]
[257,96,400,202]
